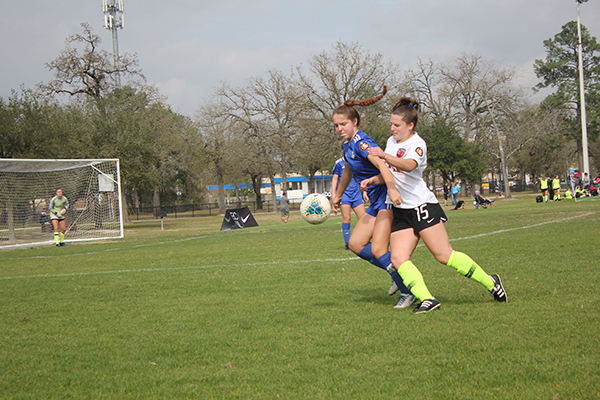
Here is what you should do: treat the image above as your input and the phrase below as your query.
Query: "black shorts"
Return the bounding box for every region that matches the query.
[391,203,447,234]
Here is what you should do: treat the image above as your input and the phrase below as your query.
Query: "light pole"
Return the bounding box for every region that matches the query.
[103,0,124,87]
[576,0,589,175]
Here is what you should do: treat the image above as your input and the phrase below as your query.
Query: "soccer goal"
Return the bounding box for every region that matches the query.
[0,159,124,248]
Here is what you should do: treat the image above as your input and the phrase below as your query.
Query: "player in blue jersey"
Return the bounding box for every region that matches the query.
[49,188,69,247]
[364,96,507,313]
[330,87,416,309]
[331,154,367,250]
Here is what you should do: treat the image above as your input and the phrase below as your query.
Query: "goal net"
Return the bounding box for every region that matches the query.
[0,159,124,248]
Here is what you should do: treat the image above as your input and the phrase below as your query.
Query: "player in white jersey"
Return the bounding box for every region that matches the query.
[364,96,507,313]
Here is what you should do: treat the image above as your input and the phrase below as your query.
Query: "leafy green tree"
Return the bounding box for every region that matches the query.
[534,20,600,172]
[419,119,486,186]
[0,89,85,159]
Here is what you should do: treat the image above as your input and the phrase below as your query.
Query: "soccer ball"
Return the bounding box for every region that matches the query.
[300,193,332,224]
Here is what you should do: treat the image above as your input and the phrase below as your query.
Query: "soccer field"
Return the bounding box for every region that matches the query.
[1,194,599,399]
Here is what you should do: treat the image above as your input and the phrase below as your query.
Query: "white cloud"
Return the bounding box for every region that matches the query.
[1,0,599,116]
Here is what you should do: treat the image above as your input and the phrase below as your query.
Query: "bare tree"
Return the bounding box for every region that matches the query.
[40,23,144,102]
[217,69,302,203]
[195,103,239,215]
[406,53,551,198]
[297,41,398,119]
[295,41,400,183]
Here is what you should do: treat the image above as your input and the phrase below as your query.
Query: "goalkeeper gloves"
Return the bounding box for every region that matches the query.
[58,209,67,217]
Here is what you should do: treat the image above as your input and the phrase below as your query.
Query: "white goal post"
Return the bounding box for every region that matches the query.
[0,159,124,248]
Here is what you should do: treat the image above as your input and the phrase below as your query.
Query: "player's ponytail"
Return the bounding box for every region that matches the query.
[392,96,419,128]
[332,86,388,127]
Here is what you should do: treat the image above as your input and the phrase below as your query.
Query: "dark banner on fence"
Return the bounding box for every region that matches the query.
[220,207,259,231]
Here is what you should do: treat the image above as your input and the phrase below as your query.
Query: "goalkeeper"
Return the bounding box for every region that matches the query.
[50,188,69,247]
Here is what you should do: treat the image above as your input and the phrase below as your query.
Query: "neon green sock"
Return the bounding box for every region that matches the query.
[543,195,548,202]
[397,260,433,301]
[54,232,60,244]
[447,251,494,290]
[60,233,65,243]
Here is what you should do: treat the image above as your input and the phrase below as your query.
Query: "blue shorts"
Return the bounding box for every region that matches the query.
[365,185,389,217]
[341,186,364,208]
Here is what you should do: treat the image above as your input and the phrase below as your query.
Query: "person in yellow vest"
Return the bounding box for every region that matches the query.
[552,175,561,201]
[564,187,573,200]
[539,176,549,203]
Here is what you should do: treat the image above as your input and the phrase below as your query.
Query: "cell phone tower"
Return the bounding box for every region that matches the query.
[103,0,124,87]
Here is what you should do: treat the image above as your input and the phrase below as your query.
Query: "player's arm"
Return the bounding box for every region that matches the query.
[360,174,384,191]
[331,174,339,198]
[58,197,69,216]
[367,154,403,206]
[332,166,353,212]
[49,198,58,216]
[369,147,417,172]
[330,174,340,215]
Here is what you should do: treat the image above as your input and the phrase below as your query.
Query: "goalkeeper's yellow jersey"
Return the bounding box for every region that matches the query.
[50,195,69,219]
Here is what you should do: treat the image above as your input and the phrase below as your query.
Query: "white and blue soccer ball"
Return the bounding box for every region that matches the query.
[300,193,332,224]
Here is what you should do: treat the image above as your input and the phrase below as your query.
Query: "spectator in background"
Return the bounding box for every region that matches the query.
[583,173,590,190]
[442,183,450,206]
[40,208,51,232]
[539,176,549,203]
[450,181,460,206]
[547,176,555,201]
[570,173,578,193]
[564,187,573,200]
[552,175,561,201]
[474,190,494,208]
[279,192,290,223]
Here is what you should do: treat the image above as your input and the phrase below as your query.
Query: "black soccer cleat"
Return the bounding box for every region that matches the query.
[489,274,507,303]
[413,298,441,314]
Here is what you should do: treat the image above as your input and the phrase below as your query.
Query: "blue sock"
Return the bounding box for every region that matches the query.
[376,252,412,295]
[342,223,351,246]
[357,243,385,270]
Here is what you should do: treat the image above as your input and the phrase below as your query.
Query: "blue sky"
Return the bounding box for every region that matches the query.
[1,0,599,117]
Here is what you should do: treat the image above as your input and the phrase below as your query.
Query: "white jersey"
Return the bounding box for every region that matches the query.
[384,133,438,209]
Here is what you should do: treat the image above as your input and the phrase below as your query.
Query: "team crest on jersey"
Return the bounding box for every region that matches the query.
[397,148,406,158]
[360,142,369,151]
[415,147,423,156]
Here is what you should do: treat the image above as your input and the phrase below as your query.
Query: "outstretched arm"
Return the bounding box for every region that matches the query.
[369,147,417,172]
[367,154,403,206]
[331,164,353,213]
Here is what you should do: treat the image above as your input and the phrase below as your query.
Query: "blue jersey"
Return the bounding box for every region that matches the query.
[343,130,388,215]
[333,157,362,205]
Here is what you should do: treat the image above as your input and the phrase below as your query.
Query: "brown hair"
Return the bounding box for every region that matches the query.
[392,96,419,128]
[332,86,388,127]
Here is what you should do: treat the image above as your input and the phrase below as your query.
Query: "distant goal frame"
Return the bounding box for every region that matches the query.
[0,158,124,249]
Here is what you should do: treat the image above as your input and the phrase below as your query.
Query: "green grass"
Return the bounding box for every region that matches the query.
[1,194,599,399]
